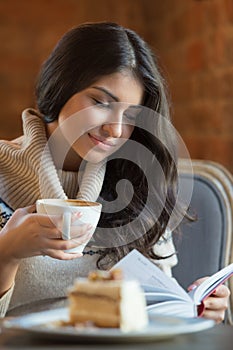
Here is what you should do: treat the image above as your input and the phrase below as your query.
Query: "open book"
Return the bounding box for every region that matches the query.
[112,249,233,318]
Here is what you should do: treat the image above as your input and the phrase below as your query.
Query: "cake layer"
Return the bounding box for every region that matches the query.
[69,294,120,327]
[70,279,122,300]
[68,278,148,331]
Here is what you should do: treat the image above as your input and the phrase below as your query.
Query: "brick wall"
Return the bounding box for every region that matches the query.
[143,0,233,172]
[0,0,232,171]
[0,0,147,138]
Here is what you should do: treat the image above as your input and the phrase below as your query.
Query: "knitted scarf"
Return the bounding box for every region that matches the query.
[0,108,106,210]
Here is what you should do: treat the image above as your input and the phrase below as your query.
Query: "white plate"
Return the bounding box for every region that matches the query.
[3,308,214,343]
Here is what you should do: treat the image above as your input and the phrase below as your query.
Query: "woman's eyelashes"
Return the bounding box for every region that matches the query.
[92,98,138,122]
[123,107,141,122]
[123,111,137,122]
[92,98,110,108]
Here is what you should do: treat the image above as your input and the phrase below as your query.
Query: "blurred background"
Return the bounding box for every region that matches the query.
[0,0,232,172]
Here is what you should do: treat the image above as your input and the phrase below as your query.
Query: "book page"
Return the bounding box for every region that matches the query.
[112,249,190,301]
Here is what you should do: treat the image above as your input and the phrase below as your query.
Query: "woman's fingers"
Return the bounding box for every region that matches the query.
[204,295,229,311]
[201,291,228,323]
[188,277,230,324]
[33,213,92,237]
[42,249,83,260]
[41,229,92,250]
[15,205,36,215]
[37,227,62,240]
[212,284,231,298]
[201,308,225,324]
[4,208,92,260]
[33,213,63,229]
[38,221,92,241]
[70,223,93,239]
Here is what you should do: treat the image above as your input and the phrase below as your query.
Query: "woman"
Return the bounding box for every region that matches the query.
[0,22,229,321]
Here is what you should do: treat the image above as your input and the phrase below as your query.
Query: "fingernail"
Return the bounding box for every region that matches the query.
[188,284,197,291]
[74,212,83,218]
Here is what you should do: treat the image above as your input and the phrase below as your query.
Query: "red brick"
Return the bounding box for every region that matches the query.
[208,29,227,66]
[174,102,223,135]
[224,0,233,23]
[224,31,233,63]
[184,1,205,37]
[203,0,225,27]
[181,136,233,172]
[186,40,207,72]
[220,102,233,136]
[218,69,233,99]
[171,77,196,102]
[0,0,232,173]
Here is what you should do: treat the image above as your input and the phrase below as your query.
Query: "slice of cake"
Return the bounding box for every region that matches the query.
[68,270,148,332]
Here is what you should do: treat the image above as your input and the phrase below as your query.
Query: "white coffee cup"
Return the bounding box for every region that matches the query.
[36,198,102,253]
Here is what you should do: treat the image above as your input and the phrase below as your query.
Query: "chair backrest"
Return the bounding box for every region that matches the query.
[172,159,233,324]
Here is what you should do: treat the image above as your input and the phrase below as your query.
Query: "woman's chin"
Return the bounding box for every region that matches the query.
[80,152,108,164]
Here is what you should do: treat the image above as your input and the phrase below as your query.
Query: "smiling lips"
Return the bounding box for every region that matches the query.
[88,133,117,148]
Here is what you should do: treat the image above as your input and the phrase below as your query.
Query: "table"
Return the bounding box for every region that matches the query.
[0,322,232,350]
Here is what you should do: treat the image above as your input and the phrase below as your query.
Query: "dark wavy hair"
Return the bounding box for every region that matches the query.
[36,22,187,268]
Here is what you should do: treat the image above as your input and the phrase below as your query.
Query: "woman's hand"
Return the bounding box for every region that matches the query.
[0,205,92,262]
[188,277,231,324]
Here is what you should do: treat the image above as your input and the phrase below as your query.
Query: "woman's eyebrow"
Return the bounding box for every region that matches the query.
[91,86,119,102]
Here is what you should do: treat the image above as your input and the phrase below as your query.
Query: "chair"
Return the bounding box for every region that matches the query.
[172,159,233,324]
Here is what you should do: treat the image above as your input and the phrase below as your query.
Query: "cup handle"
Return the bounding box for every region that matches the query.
[62,212,71,240]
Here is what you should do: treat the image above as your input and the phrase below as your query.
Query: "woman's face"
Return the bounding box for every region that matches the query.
[49,71,144,167]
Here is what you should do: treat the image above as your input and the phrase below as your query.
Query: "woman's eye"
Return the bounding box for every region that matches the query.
[123,113,136,121]
[123,107,141,122]
[92,98,110,108]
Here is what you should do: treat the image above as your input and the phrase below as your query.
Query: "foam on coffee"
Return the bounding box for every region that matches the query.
[64,200,100,207]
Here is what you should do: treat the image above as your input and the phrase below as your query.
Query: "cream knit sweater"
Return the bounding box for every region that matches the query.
[0,109,177,317]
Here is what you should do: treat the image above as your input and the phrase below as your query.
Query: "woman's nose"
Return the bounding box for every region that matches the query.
[102,122,123,138]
